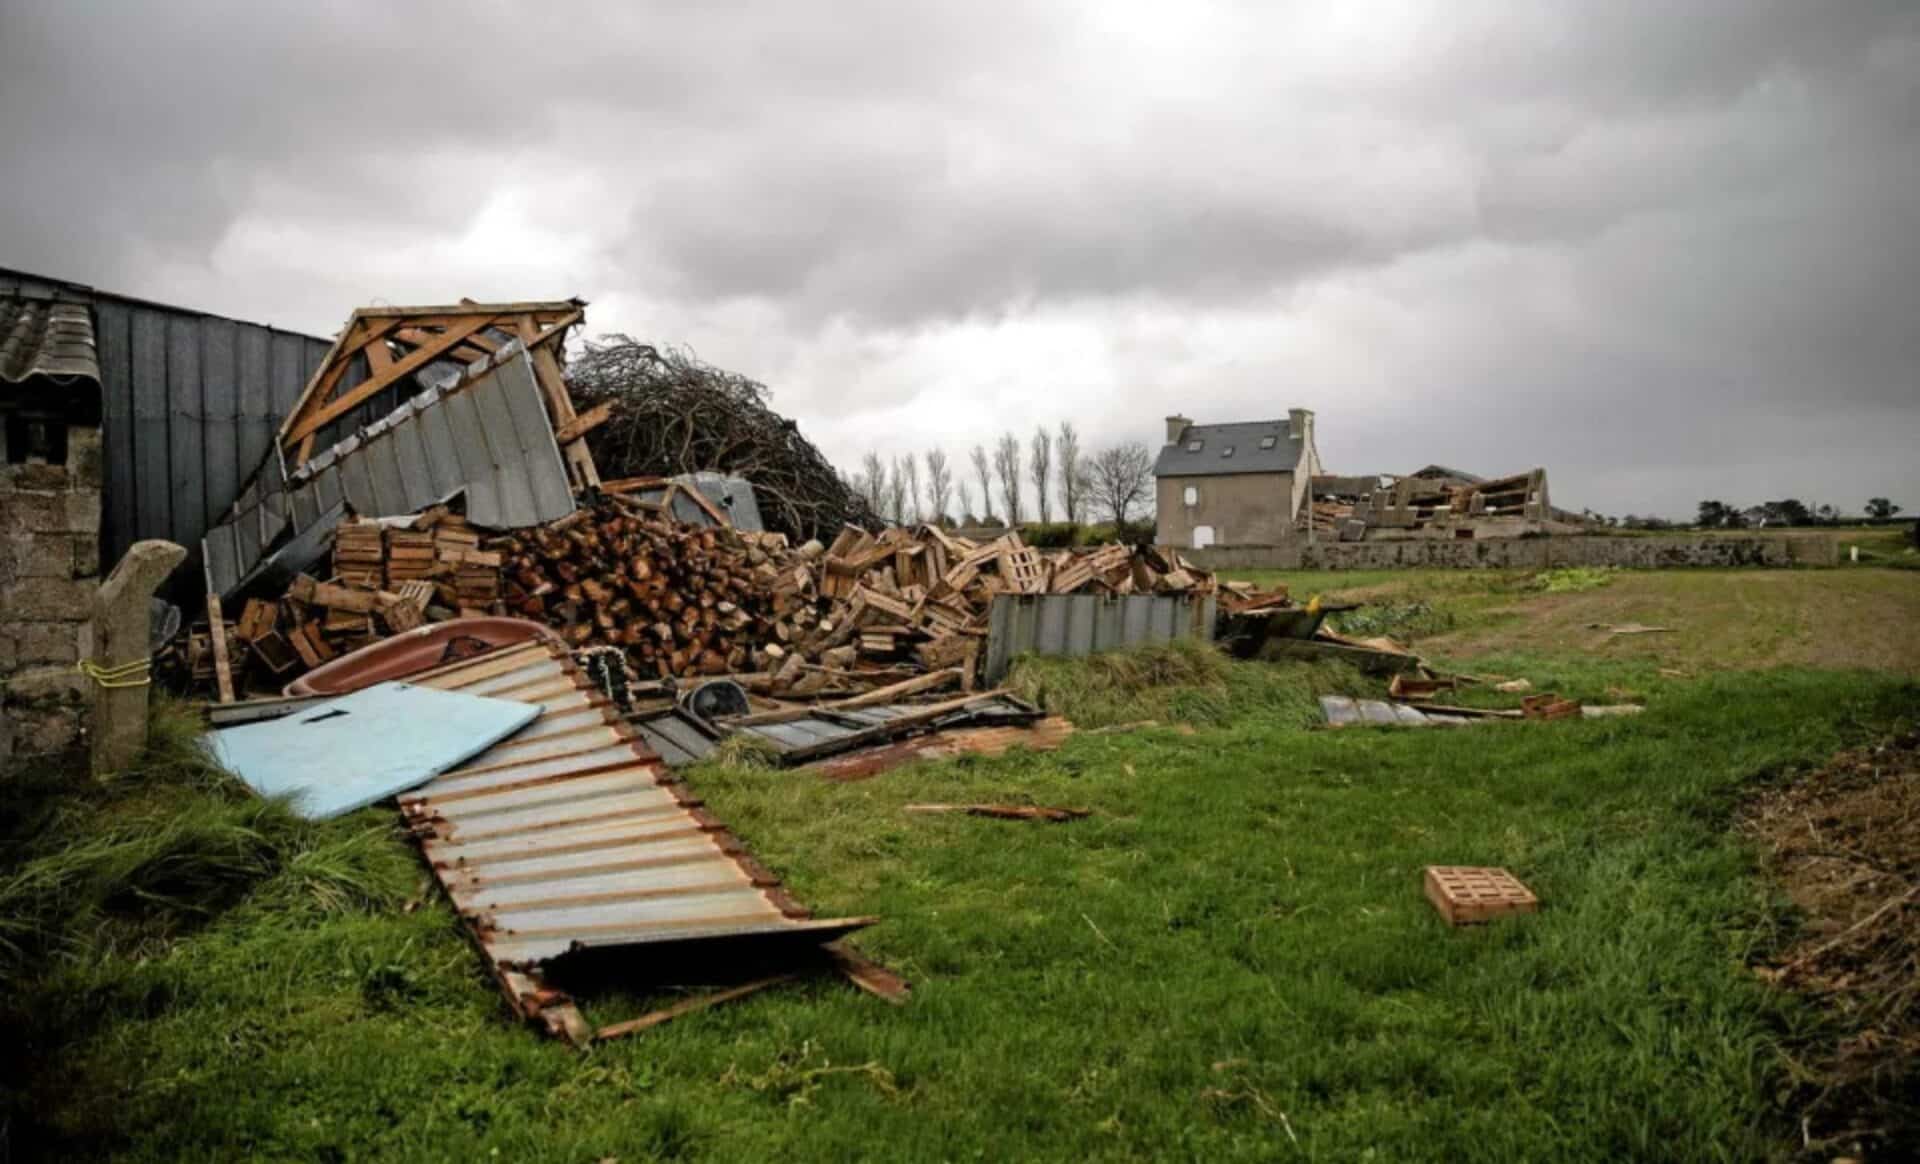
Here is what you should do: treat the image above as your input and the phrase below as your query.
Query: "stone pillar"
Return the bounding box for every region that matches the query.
[0,425,104,762]
[88,540,187,774]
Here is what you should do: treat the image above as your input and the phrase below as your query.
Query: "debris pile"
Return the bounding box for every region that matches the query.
[199,511,504,694]
[1308,468,1564,540]
[494,496,1218,689]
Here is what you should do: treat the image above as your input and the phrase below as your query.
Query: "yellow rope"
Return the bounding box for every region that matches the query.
[76,656,153,689]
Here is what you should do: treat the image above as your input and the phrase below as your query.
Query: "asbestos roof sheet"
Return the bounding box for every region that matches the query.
[0,294,101,419]
[1154,419,1299,478]
[400,640,874,972]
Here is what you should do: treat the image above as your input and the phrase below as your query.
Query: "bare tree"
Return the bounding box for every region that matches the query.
[885,458,908,524]
[1089,441,1154,529]
[957,479,975,524]
[1057,421,1086,525]
[993,431,1023,524]
[970,444,994,521]
[1028,427,1053,524]
[924,449,953,524]
[899,454,922,523]
[860,451,887,515]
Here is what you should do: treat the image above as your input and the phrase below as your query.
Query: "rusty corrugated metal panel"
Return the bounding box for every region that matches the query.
[397,640,875,1038]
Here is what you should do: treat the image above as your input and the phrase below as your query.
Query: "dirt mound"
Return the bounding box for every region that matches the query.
[1741,731,1920,1158]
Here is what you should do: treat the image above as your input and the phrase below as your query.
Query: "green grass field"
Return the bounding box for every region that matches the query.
[3,568,1917,1161]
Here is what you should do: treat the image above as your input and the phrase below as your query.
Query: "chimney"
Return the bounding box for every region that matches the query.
[1288,408,1315,469]
[1165,414,1192,444]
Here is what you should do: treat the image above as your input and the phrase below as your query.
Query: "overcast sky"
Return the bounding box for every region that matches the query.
[3,2,1915,519]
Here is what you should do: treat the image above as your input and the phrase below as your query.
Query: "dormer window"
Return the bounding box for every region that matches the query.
[1221,445,1235,458]
[1259,435,1277,450]
[1185,439,1203,453]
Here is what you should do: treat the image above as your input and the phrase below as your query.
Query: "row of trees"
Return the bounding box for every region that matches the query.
[1695,498,1903,529]
[848,424,1157,528]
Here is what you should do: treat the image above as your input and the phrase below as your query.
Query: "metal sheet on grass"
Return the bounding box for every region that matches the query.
[400,642,874,981]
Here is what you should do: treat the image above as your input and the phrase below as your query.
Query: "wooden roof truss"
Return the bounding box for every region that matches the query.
[277,299,602,488]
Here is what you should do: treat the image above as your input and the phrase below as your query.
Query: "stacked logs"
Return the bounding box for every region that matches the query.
[497,501,827,679]
[494,497,1221,688]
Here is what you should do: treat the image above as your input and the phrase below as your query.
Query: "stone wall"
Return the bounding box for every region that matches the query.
[1,426,104,760]
[1184,533,1828,572]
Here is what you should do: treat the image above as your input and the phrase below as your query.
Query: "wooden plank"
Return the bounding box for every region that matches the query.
[592,976,796,1042]
[285,315,495,444]
[347,299,581,319]
[275,315,400,448]
[362,334,394,375]
[207,594,236,704]
[515,312,601,488]
[553,401,613,444]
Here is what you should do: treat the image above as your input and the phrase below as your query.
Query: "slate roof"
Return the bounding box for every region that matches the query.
[1154,418,1301,478]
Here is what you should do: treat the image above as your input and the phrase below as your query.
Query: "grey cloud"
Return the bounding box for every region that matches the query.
[0,1,1914,517]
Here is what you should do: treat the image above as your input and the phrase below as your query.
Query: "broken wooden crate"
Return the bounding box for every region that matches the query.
[1424,866,1539,926]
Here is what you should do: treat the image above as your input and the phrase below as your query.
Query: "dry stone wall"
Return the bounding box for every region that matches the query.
[1,426,104,760]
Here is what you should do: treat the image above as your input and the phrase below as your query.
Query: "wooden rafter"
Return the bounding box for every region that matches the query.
[285,315,494,444]
[276,300,597,483]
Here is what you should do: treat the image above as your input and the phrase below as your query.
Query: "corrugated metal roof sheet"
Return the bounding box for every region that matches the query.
[983,592,1217,683]
[1153,419,1300,478]
[397,640,874,1038]
[201,341,576,597]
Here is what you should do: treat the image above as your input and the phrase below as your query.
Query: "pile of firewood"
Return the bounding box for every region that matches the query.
[494,497,1217,689]
[192,511,507,698]
[496,501,822,679]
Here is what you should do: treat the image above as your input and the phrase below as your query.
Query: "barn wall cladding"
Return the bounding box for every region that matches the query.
[2,268,409,588]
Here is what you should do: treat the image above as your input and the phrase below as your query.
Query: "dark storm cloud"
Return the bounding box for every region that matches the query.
[0,1,1914,517]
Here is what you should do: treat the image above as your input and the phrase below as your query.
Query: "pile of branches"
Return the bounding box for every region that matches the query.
[568,336,878,543]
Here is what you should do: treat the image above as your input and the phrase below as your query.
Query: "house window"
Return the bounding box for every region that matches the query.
[1259,435,1277,449]
[1183,486,1198,506]
[1185,439,1203,453]
[1221,445,1234,458]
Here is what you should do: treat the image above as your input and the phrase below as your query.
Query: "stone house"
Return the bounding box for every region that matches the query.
[1153,410,1321,549]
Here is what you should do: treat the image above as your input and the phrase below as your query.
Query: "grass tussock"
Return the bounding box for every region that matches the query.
[0,697,411,984]
[1006,639,1369,728]
[1535,566,1618,593]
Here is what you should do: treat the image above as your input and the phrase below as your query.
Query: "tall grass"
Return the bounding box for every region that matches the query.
[1005,639,1370,728]
[0,698,411,982]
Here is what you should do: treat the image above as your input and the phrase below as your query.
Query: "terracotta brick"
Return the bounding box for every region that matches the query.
[1424,866,1538,926]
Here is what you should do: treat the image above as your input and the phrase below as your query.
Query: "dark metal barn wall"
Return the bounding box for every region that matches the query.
[90,298,333,580]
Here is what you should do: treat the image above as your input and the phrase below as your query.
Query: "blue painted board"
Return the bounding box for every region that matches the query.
[209,681,539,820]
